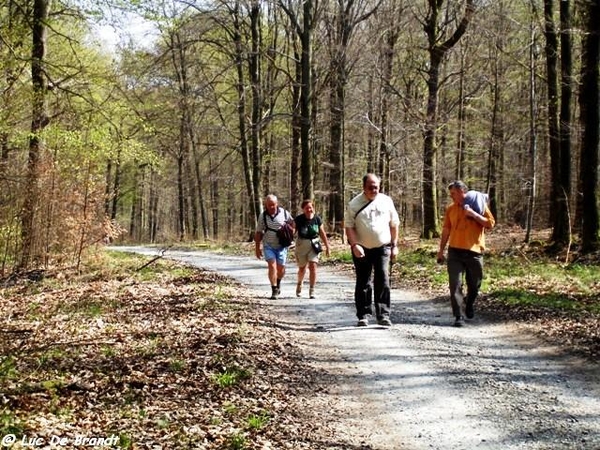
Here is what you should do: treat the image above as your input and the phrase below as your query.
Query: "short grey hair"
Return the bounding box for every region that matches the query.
[447,180,468,192]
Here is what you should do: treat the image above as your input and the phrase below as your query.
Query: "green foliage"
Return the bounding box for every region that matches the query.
[0,409,24,436]
[246,411,270,430]
[393,246,447,289]
[89,250,195,282]
[211,367,252,388]
[169,359,186,372]
[223,402,238,415]
[394,245,600,315]
[0,356,18,380]
[226,432,247,450]
[117,433,133,449]
[484,255,600,314]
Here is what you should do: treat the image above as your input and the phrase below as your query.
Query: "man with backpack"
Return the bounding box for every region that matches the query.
[254,194,294,299]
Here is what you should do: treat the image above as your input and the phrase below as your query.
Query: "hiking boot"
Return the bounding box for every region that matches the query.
[377,317,392,327]
[270,287,279,300]
[357,318,369,327]
[296,283,302,297]
[454,316,464,327]
[309,287,315,299]
[465,301,475,319]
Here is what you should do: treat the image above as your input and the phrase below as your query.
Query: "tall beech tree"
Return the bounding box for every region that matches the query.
[323,0,381,233]
[578,0,600,252]
[279,0,316,201]
[20,0,50,268]
[551,0,573,247]
[421,0,476,239]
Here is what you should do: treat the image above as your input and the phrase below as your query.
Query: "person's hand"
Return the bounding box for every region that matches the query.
[325,246,331,257]
[464,204,478,219]
[255,247,263,260]
[352,244,365,258]
[436,250,445,264]
[391,245,399,260]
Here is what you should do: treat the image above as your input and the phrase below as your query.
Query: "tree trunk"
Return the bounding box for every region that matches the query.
[543,0,562,238]
[110,148,121,221]
[421,0,476,239]
[291,53,302,211]
[299,0,314,201]
[176,153,186,241]
[486,34,504,221]
[578,0,600,252]
[378,24,397,192]
[525,21,539,243]
[280,0,315,201]
[550,0,573,246]
[20,0,50,269]
[422,48,442,239]
[231,2,259,227]
[249,2,263,204]
[148,169,159,243]
[455,50,466,182]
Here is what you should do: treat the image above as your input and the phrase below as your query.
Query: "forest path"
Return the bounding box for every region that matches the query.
[114,247,600,450]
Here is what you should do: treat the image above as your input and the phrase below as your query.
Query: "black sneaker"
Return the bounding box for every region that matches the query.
[377,317,392,327]
[454,316,464,327]
[357,318,369,327]
[465,301,475,319]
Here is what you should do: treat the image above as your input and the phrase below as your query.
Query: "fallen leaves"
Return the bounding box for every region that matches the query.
[0,257,346,449]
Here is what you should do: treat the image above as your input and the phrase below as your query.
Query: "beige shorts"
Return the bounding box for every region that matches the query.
[295,238,320,267]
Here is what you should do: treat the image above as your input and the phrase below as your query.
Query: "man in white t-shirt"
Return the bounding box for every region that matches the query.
[345,174,400,327]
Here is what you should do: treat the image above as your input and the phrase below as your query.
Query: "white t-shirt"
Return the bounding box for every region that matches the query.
[345,193,400,249]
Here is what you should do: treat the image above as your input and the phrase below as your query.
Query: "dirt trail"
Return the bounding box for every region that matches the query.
[116,247,600,450]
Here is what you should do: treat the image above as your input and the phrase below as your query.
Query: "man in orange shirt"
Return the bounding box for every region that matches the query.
[437,181,495,327]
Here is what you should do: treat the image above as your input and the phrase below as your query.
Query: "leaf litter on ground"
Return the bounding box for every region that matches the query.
[0,255,350,449]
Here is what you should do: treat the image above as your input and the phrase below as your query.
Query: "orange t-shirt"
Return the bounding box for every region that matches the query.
[442,203,495,254]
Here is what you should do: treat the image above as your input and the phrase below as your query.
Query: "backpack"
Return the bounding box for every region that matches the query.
[276,222,295,248]
[263,209,294,247]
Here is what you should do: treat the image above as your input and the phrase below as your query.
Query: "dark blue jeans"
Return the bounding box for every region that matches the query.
[352,245,391,320]
[447,247,484,318]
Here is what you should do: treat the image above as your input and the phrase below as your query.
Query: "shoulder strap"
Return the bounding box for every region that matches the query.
[263,208,282,232]
[354,199,374,219]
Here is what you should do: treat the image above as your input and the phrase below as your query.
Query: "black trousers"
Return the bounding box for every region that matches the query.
[352,245,392,320]
[447,247,484,318]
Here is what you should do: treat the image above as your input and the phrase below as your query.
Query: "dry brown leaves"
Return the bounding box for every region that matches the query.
[0,260,350,450]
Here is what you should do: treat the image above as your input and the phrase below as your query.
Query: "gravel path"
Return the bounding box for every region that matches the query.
[115,247,600,450]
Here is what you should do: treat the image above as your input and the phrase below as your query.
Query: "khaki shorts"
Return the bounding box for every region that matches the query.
[295,238,320,267]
